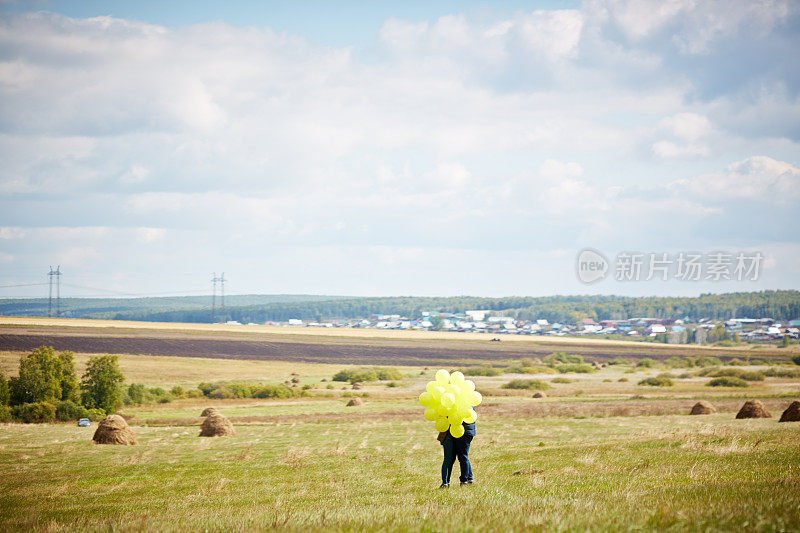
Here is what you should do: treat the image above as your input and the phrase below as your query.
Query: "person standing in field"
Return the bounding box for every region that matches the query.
[438,418,476,487]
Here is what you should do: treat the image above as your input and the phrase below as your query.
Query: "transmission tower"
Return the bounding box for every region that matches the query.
[211,272,227,323]
[48,266,62,317]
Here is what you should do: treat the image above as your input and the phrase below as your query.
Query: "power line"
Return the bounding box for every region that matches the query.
[0,282,48,289]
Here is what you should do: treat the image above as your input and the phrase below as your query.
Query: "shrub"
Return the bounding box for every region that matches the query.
[551,377,572,384]
[186,389,202,398]
[617,377,628,382]
[501,379,551,391]
[170,386,185,398]
[0,373,8,405]
[707,376,748,387]
[86,408,106,421]
[13,401,56,423]
[636,358,656,368]
[695,356,722,367]
[462,366,501,377]
[664,357,693,368]
[385,382,399,388]
[608,357,630,366]
[727,358,746,366]
[763,367,800,378]
[331,367,403,383]
[555,364,596,374]
[748,359,766,366]
[251,384,297,399]
[504,364,556,374]
[792,355,800,366]
[55,400,88,422]
[637,377,673,387]
[543,352,584,365]
[602,378,612,382]
[704,368,765,381]
[0,405,12,423]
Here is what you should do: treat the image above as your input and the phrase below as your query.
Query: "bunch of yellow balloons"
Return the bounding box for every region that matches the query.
[418,369,482,438]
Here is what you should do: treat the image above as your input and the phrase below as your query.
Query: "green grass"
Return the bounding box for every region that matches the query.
[1,413,798,531]
[2,345,800,531]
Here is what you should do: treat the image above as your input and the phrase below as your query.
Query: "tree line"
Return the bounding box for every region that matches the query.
[103,290,800,324]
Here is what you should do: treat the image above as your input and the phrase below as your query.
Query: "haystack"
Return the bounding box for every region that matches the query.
[352,382,363,390]
[690,401,716,415]
[92,414,138,445]
[346,397,363,407]
[199,414,235,437]
[779,400,800,422]
[201,407,220,417]
[735,400,771,419]
[532,392,547,399]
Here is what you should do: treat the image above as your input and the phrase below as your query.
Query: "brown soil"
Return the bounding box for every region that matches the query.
[92,414,138,445]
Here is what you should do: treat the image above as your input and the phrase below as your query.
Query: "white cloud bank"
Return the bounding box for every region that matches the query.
[0,2,798,296]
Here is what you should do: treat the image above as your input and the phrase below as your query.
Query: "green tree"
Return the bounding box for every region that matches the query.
[0,373,9,405]
[58,351,80,401]
[11,346,63,404]
[80,355,124,414]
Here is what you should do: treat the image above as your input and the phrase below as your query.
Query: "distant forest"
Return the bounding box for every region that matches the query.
[2,291,798,324]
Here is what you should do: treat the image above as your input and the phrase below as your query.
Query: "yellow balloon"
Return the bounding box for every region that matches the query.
[426,382,438,394]
[445,384,461,397]
[457,407,471,419]
[448,412,463,426]
[424,407,437,421]
[435,404,449,418]
[433,385,446,399]
[464,409,477,424]
[435,418,449,432]
[419,392,435,406]
[449,424,465,438]
[450,371,465,386]
[441,392,455,408]
[435,369,450,386]
[462,380,475,393]
[469,391,482,406]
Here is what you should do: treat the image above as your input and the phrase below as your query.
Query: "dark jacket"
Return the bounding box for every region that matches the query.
[438,420,476,443]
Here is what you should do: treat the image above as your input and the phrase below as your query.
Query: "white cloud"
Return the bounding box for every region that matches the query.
[0,8,798,295]
[669,155,800,202]
[136,227,166,243]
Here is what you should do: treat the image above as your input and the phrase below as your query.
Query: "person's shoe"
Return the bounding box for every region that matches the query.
[439,483,449,489]
[460,480,474,485]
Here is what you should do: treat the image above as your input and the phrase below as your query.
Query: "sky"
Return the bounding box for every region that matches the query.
[0,0,798,299]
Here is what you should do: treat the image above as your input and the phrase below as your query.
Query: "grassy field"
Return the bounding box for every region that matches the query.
[1,331,799,531]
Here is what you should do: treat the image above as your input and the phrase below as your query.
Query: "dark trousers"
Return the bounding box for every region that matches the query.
[441,434,473,484]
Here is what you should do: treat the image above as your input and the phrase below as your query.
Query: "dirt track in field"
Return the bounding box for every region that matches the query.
[0,331,782,365]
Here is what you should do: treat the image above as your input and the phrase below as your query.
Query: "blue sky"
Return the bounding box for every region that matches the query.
[0,0,798,298]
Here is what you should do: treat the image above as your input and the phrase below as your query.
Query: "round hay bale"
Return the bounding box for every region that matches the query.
[735,399,771,419]
[201,407,220,417]
[92,414,138,445]
[779,400,800,422]
[352,382,363,390]
[346,398,363,407]
[532,392,547,399]
[199,414,235,437]
[690,401,716,415]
